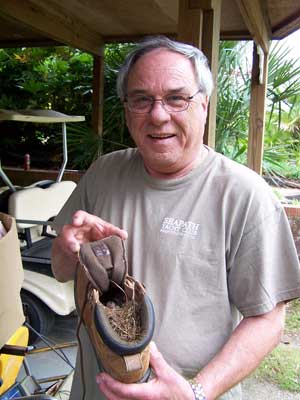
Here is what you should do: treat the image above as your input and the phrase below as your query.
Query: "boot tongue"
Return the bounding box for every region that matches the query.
[79,236,127,293]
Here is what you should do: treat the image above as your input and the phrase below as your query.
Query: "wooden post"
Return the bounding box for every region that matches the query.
[247,43,269,174]
[201,1,221,148]
[92,49,105,136]
[178,0,203,47]
[177,0,221,148]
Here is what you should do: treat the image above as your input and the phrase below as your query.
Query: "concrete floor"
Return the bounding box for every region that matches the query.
[17,314,78,399]
[16,312,300,400]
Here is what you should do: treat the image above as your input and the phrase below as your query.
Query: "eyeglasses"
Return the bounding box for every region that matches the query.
[124,88,203,114]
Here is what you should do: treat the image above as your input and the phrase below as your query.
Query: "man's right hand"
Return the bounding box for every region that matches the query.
[51,210,128,282]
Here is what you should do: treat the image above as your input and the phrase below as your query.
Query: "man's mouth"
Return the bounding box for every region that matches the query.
[148,134,176,140]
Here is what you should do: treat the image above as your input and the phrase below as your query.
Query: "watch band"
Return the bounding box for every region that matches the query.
[188,379,207,400]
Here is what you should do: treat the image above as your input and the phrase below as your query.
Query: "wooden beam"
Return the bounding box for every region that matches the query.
[202,0,221,148]
[104,33,177,44]
[189,0,215,9]
[178,0,221,149]
[247,43,269,175]
[235,0,271,53]
[272,12,300,39]
[0,0,103,55]
[0,39,61,48]
[219,30,252,40]
[178,0,203,46]
[92,51,105,136]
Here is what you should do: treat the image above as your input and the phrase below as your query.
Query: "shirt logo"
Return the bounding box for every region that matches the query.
[160,217,200,238]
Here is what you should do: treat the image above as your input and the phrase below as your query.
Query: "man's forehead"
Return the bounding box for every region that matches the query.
[127,48,197,87]
[134,48,191,68]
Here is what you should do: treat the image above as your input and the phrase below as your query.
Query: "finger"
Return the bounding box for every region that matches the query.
[94,221,128,240]
[96,375,123,400]
[72,210,95,227]
[96,373,153,400]
[72,210,128,240]
[149,342,171,378]
[60,224,81,253]
[69,239,80,253]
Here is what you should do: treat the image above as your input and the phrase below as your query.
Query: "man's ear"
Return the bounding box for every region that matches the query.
[124,106,130,127]
[201,95,209,116]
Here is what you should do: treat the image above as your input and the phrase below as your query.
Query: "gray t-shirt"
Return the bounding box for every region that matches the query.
[54,147,300,399]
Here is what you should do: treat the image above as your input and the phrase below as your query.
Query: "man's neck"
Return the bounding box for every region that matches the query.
[145,146,208,180]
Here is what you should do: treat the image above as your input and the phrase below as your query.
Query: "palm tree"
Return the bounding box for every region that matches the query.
[216,40,300,179]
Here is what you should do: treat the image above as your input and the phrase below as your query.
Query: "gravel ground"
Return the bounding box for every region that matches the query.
[241,330,300,399]
[242,376,300,400]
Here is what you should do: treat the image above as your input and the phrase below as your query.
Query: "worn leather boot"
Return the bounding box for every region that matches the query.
[75,236,155,383]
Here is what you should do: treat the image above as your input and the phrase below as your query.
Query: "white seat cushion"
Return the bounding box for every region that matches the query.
[8,181,76,228]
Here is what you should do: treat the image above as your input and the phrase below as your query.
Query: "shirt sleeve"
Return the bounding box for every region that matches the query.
[53,168,92,232]
[228,205,300,317]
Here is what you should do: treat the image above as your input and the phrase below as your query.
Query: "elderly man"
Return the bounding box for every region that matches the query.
[52,36,300,400]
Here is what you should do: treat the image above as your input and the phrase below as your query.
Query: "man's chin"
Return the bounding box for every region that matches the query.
[143,155,184,178]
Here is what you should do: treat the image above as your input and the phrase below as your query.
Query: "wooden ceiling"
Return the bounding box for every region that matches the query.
[0,0,299,54]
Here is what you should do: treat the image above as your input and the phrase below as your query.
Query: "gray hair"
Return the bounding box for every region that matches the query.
[117,36,214,99]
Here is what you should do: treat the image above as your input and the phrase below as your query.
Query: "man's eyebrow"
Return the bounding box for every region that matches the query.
[126,89,149,96]
[127,87,188,96]
[167,87,187,93]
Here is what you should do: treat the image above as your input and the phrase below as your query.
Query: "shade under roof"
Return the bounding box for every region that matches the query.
[0,0,299,53]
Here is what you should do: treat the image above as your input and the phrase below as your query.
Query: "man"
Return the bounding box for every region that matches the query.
[52,36,300,400]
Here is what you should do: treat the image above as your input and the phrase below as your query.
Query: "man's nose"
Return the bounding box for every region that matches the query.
[148,100,171,124]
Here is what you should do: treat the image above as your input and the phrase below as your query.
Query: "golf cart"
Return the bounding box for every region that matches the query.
[0,212,75,400]
[0,109,85,343]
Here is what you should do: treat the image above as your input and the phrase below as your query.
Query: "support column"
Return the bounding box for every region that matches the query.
[201,1,221,148]
[178,0,222,148]
[92,48,105,136]
[178,0,203,47]
[247,43,269,175]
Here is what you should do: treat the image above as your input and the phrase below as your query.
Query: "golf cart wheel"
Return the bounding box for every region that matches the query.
[21,290,55,344]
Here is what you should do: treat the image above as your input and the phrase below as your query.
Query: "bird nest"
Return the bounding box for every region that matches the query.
[104,300,143,342]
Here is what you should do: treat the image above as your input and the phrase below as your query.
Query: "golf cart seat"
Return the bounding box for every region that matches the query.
[9,180,76,229]
[8,180,76,275]
[0,109,81,330]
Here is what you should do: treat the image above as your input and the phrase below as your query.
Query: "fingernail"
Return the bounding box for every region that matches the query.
[150,341,157,350]
[70,242,80,253]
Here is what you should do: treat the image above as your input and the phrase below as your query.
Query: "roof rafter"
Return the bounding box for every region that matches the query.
[235,0,271,53]
[0,0,103,55]
[272,11,300,38]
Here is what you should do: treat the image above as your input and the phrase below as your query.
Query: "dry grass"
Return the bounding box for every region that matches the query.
[254,299,300,392]
[104,300,142,342]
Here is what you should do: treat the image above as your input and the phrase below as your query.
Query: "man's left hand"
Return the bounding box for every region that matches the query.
[96,342,195,400]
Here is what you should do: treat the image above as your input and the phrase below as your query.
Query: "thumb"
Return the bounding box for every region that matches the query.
[69,240,80,253]
[149,341,171,378]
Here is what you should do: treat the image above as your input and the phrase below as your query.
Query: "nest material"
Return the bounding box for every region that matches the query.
[104,300,143,342]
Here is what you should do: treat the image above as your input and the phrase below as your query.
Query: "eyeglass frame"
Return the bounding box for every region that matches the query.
[123,88,203,114]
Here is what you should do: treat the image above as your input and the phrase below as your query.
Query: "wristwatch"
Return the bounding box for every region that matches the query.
[189,379,207,400]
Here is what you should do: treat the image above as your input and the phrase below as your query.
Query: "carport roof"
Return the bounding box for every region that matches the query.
[0,0,299,54]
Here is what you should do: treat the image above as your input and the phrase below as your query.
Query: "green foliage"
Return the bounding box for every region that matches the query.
[1,40,300,174]
[254,345,300,392]
[58,123,101,170]
[102,44,135,155]
[216,41,251,162]
[0,47,94,169]
[254,300,300,392]
[0,44,137,169]
[216,40,300,178]
[0,47,93,113]
[58,43,135,169]
[267,43,300,128]
[285,299,300,331]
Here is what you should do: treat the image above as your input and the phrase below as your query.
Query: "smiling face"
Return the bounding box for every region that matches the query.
[124,48,209,179]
